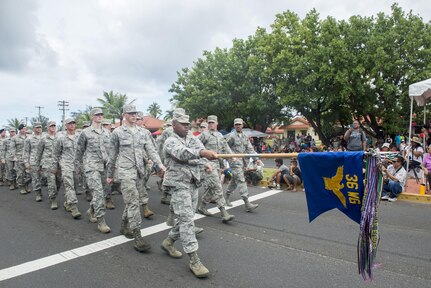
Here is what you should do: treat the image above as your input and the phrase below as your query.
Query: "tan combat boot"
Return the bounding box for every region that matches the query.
[132,228,151,252]
[50,198,58,210]
[9,181,16,190]
[105,198,115,209]
[219,207,235,223]
[188,252,210,278]
[35,190,42,202]
[197,201,212,216]
[69,204,81,219]
[120,218,133,239]
[243,197,258,212]
[19,186,27,195]
[97,217,111,233]
[142,204,154,218]
[161,237,182,258]
[86,207,97,223]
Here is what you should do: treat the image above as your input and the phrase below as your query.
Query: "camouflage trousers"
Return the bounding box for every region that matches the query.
[0,161,5,182]
[6,160,16,182]
[201,167,226,208]
[136,172,148,205]
[168,183,199,254]
[29,165,41,192]
[14,161,30,188]
[144,163,151,184]
[42,168,61,199]
[120,177,142,230]
[61,168,79,205]
[86,170,107,218]
[226,166,249,198]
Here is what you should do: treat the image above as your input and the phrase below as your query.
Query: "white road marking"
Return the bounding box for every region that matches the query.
[0,189,283,282]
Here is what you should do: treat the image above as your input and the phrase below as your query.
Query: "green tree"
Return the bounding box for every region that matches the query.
[30,115,49,132]
[6,118,22,130]
[147,102,162,118]
[97,91,136,125]
[71,106,92,128]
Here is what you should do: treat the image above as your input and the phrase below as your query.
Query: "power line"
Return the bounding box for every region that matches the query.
[35,106,44,122]
[58,101,69,131]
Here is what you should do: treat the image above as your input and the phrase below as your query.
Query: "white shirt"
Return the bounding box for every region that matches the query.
[387,164,407,190]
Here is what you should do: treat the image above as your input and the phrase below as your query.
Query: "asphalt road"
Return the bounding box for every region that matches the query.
[0,174,430,288]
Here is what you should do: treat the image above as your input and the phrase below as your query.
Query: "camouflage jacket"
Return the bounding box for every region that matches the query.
[107,125,161,180]
[75,125,111,173]
[198,130,232,169]
[157,127,174,162]
[225,130,256,168]
[163,132,207,189]
[1,137,14,161]
[10,133,27,162]
[0,137,7,161]
[53,133,78,171]
[23,134,42,166]
[36,134,58,169]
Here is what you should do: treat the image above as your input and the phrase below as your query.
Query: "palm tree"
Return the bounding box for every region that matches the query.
[71,106,93,128]
[30,115,50,132]
[163,109,174,121]
[147,102,162,118]
[6,118,22,130]
[97,91,136,125]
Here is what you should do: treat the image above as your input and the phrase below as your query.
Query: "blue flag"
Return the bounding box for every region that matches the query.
[298,152,364,224]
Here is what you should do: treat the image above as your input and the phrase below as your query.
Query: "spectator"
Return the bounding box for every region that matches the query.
[284,160,302,192]
[381,155,407,202]
[268,158,289,189]
[380,142,390,152]
[422,145,431,192]
[244,159,264,186]
[343,120,367,151]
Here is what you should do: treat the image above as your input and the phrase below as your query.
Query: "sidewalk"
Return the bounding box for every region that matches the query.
[401,178,431,204]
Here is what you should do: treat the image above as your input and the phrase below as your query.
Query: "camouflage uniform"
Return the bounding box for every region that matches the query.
[54,132,79,206]
[23,133,42,194]
[75,124,110,219]
[2,136,16,187]
[10,132,30,191]
[36,133,61,200]
[0,135,7,184]
[163,132,207,254]
[198,129,232,207]
[107,124,162,231]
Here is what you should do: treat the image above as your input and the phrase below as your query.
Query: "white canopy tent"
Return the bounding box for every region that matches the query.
[408,78,431,145]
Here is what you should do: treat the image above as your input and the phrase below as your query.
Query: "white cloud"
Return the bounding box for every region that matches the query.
[0,0,429,127]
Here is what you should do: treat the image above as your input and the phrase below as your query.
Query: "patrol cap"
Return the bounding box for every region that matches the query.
[173,113,190,124]
[123,104,138,114]
[91,107,104,116]
[65,118,76,124]
[207,115,218,123]
[137,112,144,120]
[110,124,116,129]
[9,127,16,132]
[47,121,56,127]
[200,122,208,128]
[102,119,111,125]
[18,124,26,130]
[234,118,243,125]
[33,122,42,128]
[82,121,90,128]
[173,108,185,118]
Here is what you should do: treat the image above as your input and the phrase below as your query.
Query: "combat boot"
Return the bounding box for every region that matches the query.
[194,226,204,235]
[120,218,133,239]
[156,179,163,192]
[219,207,235,223]
[105,198,115,209]
[188,252,210,278]
[85,191,92,202]
[50,198,58,210]
[160,192,170,205]
[161,237,182,258]
[69,204,81,219]
[243,197,258,212]
[9,181,16,190]
[224,193,232,207]
[166,209,175,226]
[35,190,42,202]
[97,217,111,233]
[197,202,212,216]
[63,201,71,212]
[19,186,27,195]
[86,207,97,223]
[142,204,154,218]
[132,228,151,252]
[25,182,32,193]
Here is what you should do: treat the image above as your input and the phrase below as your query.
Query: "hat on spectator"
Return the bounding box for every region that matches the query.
[234,118,243,125]
[207,115,218,123]
[33,122,42,128]
[47,121,56,127]
[91,107,104,116]
[65,118,76,124]
[381,143,390,149]
[123,104,138,114]
[411,136,422,145]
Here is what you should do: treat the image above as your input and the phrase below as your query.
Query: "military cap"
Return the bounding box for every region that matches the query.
[33,122,42,128]
[137,112,144,119]
[123,104,138,114]
[82,121,90,128]
[164,119,172,128]
[110,124,116,129]
[234,118,243,125]
[173,113,190,124]
[207,115,218,123]
[9,127,16,132]
[47,121,56,127]
[65,118,76,124]
[102,119,111,125]
[200,122,208,128]
[91,107,104,116]
[18,124,26,130]
[173,108,185,118]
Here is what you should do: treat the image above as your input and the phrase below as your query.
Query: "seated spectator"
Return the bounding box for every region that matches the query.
[283,160,302,192]
[244,159,264,186]
[380,142,390,152]
[268,158,289,189]
[381,155,407,202]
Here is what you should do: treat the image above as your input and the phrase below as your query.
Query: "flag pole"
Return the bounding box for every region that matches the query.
[215,151,395,159]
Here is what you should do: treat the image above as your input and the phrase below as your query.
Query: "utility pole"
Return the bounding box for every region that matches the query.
[35,106,44,122]
[58,100,69,131]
